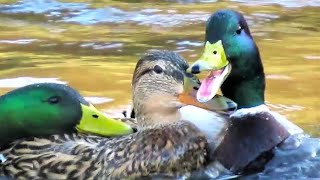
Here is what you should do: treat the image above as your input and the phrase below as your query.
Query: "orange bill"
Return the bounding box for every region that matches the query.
[178,93,211,111]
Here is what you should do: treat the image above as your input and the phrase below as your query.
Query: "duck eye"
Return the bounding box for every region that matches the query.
[47,96,60,104]
[153,65,163,74]
[236,25,243,35]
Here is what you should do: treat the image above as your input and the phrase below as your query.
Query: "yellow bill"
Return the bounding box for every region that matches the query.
[186,40,231,103]
[76,104,133,137]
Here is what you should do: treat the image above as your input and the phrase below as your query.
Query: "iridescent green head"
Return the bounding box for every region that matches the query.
[188,9,265,108]
[0,83,133,147]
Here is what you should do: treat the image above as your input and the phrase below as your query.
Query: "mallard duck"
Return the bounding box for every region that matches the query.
[0,83,133,148]
[187,9,304,174]
[0,51,238,179]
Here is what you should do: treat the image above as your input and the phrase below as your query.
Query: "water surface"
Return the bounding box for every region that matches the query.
[0,0,319,177]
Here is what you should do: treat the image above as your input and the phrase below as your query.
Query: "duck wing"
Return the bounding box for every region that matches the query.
[1,122,209,179]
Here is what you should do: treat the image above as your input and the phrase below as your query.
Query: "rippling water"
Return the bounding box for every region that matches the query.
[0,0,319,178]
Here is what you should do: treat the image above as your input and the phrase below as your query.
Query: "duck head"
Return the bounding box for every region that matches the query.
[132,51,236,128]
[188,10,265,108]
[0,83,133,146]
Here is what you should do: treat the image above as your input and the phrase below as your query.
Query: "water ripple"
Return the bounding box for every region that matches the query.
[0,0,87,14]
[231,0,320,8]
[0,0,209,27]
[244,135,320,179]
[84,96,114,104]
[80,42,123,50]
[0,39,38,44]
[63,7,209,27]
[0,77,66,88]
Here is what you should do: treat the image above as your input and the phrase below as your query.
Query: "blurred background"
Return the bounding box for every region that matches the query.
[0,0,319,135]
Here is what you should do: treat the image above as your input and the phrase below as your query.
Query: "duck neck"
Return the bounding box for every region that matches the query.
[133,95,182,129]
[136,111,181,129]
[221,52,265,109]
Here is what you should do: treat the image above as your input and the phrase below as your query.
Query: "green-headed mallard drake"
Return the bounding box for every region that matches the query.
[0,51,238,179]
[187,9,304,174]
[0,83,133,149]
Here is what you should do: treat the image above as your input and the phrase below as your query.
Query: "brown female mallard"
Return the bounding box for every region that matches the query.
[0,51,237,179]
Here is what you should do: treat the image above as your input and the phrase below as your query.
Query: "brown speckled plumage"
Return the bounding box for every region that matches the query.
[0,50,290,179]
[0,51,212,179]
[1,121,208,179]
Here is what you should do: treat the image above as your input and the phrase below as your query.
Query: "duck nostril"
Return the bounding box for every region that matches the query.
[191,66,200,74]
[193,86,199,90]
[92,114,99,118]
[132,127,138,133]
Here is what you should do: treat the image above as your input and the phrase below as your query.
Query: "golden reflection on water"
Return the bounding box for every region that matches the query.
[0,1,319,135]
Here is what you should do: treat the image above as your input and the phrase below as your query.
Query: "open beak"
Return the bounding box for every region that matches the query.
[76,104,133,137]
[186,40,231,103]
[178,74,237,113]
